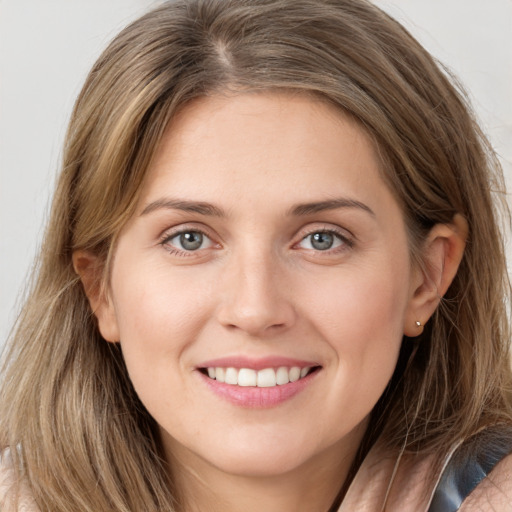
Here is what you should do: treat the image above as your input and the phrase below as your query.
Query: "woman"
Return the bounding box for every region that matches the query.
[1,0,511,510]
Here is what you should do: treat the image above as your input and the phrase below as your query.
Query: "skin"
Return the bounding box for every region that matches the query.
[76,92,467,512]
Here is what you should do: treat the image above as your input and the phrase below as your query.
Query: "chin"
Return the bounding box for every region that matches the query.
[167,425,319,479]
[210,445,312,478]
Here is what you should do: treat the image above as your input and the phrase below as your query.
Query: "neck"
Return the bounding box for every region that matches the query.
[166,425,366,512]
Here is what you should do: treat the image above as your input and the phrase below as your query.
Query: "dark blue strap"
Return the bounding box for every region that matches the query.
[428,425,512,512]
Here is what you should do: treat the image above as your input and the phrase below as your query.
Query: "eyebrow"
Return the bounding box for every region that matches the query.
[140,198,226,217]
[140,196,374,218]
[289,198,375,217]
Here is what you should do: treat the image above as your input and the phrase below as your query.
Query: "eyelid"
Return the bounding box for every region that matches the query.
[293,224,355,251]
[158,223,221,255]
[158,222,217,242]
[157,222,354,257]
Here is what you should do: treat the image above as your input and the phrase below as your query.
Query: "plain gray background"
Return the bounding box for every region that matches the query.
[1,0,511,346]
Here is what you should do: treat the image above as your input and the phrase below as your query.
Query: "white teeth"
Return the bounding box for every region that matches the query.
[276,366,290,385]
[289,366,301,382]
[215,367,226,383]
[257,368,277,387]
[238,368,257,387]
[206,366,314,387]
[225,367,238,385]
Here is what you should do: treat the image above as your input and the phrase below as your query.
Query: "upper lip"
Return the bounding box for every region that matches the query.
[197,356,321,371]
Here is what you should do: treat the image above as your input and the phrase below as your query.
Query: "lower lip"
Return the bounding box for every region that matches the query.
[198,369,319,408]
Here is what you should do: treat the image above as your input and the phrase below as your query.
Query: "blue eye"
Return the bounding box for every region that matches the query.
[164,230,213,252]
[298,231,346,251]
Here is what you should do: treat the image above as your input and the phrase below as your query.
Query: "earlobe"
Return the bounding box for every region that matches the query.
[72,251,120,343]
[404,214,468,337]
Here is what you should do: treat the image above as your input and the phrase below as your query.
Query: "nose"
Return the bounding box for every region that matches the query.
[215,247,296,337]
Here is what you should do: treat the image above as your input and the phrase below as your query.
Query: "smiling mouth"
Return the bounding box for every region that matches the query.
[199,366,320,388]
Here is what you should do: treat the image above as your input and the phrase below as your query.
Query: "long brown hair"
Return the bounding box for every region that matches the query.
[1,1,510,510]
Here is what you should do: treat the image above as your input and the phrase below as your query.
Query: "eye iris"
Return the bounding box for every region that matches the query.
[180,232,203,250]
[311,232,334,250]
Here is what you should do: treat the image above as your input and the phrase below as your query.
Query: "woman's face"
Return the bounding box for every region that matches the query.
[99,93,422,478]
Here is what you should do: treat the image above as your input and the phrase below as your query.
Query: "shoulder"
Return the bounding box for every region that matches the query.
[0,449,17,509]
[339,441,439,512]
[0,449,39,512]
[459,452,512,511]
[431,424,512,512]
[342,425,512,512]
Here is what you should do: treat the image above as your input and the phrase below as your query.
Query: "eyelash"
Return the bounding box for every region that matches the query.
[296,227,354,253]
[158,226,354,257]
[159,227,215,257]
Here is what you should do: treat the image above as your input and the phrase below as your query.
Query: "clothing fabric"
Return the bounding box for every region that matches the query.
[428,425,512,512]
[0,450,38,512]
[339,425,512,511]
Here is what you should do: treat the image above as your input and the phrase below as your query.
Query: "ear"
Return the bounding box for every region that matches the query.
[73,250,120,343]
[404,214,468,337]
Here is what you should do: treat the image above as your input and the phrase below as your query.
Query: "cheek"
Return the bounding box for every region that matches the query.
[302,271,408,434]
[108,269,216,433]
[300,262,409,394]
[109,262,217,395]
[303,263,409,342]
[112,261,214,340]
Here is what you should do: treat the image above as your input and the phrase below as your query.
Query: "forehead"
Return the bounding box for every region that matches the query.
[137,92,398,220]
